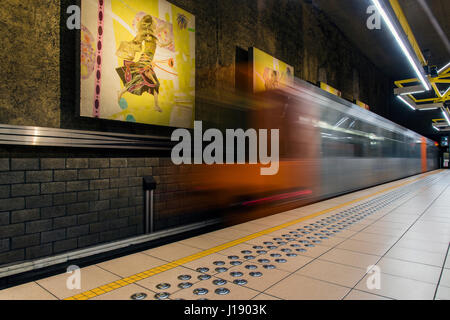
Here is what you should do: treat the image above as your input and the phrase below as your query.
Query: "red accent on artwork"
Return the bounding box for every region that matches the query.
[93,0,105,118]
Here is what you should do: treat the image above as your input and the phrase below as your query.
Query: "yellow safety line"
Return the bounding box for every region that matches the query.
[65,170,441,300]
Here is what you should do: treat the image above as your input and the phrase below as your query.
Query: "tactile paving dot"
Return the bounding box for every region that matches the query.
[245,265,258,270]
[178,282,193,289]
[233,279,248,286]
[196,267,209,273]
[258,259,270,263]
[241,250,252,254]
[230,260,242,266]
[264,242,273,245]
[215,267,228,273]
[156,283,171,290]
[215,288,231,295]
[228,256,239,260]
[253,246,263,249]
[213,279,227,286]
[267,245,277,250]
[263,264,276,270]
[249,271,263,277]
[286,253,297,257]
[155,292,170,300]
[256,250,267,254]
[130,292,147,300]
[230,271,244,277]
[193,288,209,296]
[178,275,191,281]
[198,274,211,281]
[275,259,287,263]
[213,261,225,266]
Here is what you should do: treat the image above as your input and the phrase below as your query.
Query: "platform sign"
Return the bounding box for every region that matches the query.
[441,136,449,147]
[355,100,370,111]
[319,82,342,97]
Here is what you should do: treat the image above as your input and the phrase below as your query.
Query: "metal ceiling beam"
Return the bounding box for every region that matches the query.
[389,0,428,66]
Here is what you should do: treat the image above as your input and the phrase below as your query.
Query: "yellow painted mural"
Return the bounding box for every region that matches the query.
[81,0,195,128]
[252,48,294,93]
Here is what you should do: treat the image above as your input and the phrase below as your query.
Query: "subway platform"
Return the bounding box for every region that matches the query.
[0,170,449,300]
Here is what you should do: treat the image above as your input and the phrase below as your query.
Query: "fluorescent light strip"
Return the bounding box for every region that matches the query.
[442,109,450,125]
[397,95,416,110]
[432,125,440,131]
[372,0,430,91]
[400,90,426,95]
[438,62,450,74]
[418,107,438,111]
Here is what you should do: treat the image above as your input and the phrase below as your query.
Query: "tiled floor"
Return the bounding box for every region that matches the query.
[0,170,449,300]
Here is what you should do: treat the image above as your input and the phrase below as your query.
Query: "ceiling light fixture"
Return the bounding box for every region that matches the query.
[442,108,450,125]
[372,0,430,91]
[397,95,416,110]
[438,62,450,74]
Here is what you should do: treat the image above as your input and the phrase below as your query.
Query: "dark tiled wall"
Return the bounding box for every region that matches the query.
[0,156,190,267]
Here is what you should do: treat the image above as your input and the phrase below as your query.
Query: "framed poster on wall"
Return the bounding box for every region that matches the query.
[249,47,294,93]
[80,0,195,128]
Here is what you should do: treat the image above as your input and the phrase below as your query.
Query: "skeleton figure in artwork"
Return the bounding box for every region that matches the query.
[116,15,171,113]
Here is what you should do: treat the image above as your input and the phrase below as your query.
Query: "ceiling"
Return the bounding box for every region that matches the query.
[312,0,449,139]
[312,0,450,80]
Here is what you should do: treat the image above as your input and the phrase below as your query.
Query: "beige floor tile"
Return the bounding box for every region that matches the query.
[435,286,450,300]
[36,265,120,299]
[182,253,243,275]
[319,248,380,269]
[296,260,366,288]
[203,227,254,240]
[265,274,350,300]
[376,257,442,284]
[355,272,436,300]
[344,289,391,300]
[402,232,450,244]
[216,243,260,259]
[394,238,449,254]
[91,283,157,300]
[229,222,270,233]
[252,293,282,300]
[143,242,203,262]
[336,239,391,256]
[0,282,57,300]
[170,279,260,300]
[254,250,314,272]
[351,232,398,246]
[96,253,167,277]
[179,235,231,250]
[136,266,203,294]
[252,213,297,227]
[363,226,405,237]
[216,263,291,292]
[385,246,446,267]
[439,269,450,287]
[243,234,280,246]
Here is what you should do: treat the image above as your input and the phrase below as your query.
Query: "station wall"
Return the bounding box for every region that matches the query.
[0,0,393,266]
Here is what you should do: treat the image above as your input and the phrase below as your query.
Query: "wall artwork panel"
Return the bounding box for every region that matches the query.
[81,0,195,128]
[250,47,294,93]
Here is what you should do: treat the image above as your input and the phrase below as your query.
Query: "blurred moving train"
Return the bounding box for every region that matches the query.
[181,78,439,221]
